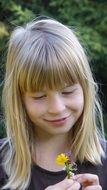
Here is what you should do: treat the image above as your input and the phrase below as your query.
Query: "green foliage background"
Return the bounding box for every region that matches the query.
[0,0,107,138]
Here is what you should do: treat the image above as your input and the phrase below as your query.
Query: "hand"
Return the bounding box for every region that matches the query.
[72,173,102,190]
[45,178,81,190]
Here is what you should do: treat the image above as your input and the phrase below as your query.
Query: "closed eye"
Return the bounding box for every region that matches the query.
[33,95,46,99]
[62,90,76,95]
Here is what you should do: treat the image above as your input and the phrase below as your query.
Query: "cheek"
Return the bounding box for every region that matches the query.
[67,95,84,111]
[25,101,47,118]
[78,95,84,109]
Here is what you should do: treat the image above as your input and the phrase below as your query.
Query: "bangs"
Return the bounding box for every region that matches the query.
[19,41,80,93]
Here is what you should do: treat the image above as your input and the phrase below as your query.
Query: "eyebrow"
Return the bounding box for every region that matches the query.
[28,84,77,94]
[60,84,77,90]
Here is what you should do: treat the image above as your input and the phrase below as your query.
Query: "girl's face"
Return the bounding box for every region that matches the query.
[23,83,84,137]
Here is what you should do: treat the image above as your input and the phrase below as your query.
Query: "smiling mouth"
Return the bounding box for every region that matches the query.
[44,115,70,122]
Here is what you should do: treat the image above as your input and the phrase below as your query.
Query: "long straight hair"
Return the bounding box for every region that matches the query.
[2,17,105,189]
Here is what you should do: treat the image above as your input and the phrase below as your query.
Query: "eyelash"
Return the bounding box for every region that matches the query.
[62,91,74,95]
[33,95,46,99]
[33,90,75,99]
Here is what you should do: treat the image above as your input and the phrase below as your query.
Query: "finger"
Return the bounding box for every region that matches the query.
[72,174,99,186]
[45,179,75,190]
[67,180,81,190]
[84,185,102,190]
[55,178,74,189]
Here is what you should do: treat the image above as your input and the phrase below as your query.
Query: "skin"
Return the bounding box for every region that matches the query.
[45,178,81,190]
[23,83,84,137]
[23,83,85,172]
[72,174,102,190]
[23,83,102,189]
[45,174,102,190]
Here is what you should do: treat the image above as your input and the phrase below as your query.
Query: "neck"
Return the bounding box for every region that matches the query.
[32,132,70,171]
[37,133,69,151]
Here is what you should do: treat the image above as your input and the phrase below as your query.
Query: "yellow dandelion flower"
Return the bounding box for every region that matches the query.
[56,153,77,178]
[56,153,69,165]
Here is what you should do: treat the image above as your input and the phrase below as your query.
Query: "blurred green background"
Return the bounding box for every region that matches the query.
[0,0,107,138]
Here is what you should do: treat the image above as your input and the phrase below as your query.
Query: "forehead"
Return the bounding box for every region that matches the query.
[19,51,80,93]
[17,25,83,93]
[37,83,75,91]
[26,77,77,93]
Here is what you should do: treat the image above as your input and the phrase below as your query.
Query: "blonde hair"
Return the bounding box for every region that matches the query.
[2,17,105,189]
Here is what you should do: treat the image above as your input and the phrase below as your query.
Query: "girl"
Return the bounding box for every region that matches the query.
[0,16,107,190]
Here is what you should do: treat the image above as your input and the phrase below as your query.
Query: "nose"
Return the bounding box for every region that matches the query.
[48,93,66,115]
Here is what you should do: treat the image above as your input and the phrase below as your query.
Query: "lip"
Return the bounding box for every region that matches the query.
[44,115,70,126]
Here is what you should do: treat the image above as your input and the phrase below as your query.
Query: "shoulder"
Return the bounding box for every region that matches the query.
[0,137,7,156]
[101,139,107,159]
[0,137,7,164]
[101,140,107,167]
[0,138,7,148]
[0,138,9,159]
[97,140,107,189]
[0,137,9,153]
[0,138,8,188]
